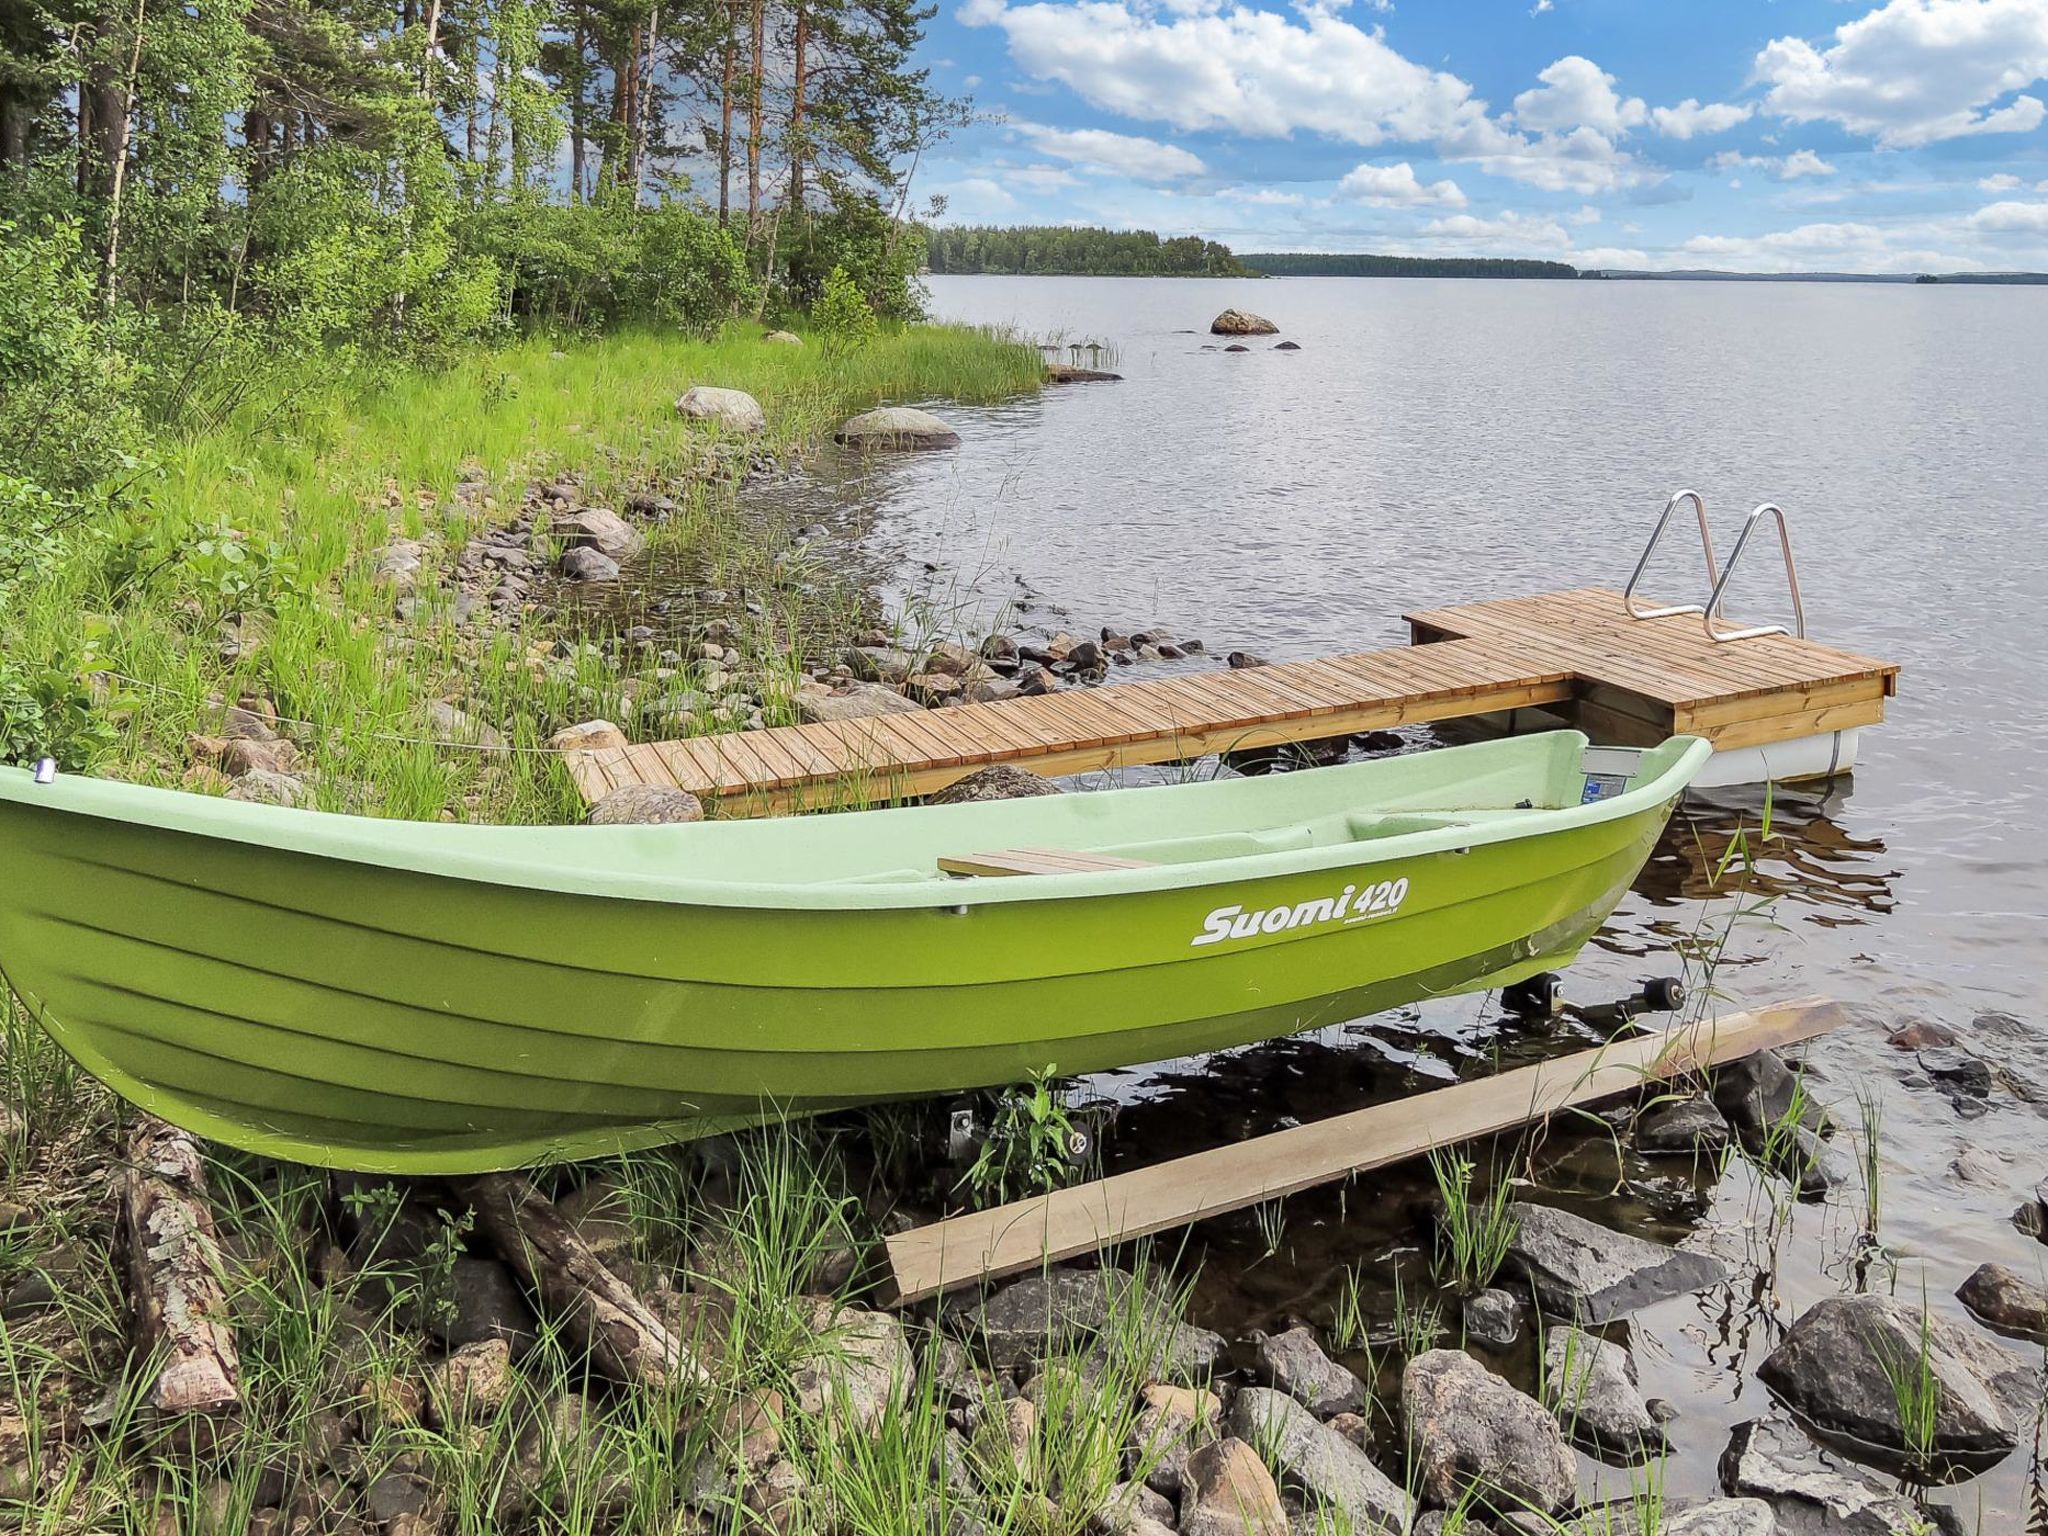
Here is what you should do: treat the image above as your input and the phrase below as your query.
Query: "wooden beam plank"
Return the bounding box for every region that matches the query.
[882,997,1843,1304]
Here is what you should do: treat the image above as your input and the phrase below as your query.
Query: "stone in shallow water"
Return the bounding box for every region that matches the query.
[1228,1386,1408,1534]
[1634,1096,1732,1154]
[1210,308,1279,336]
[1461,1288,1520,1349]
[1661,1498,1775,1536]
[1718,1415,1962,1535]
[1542,1325,1665,1459]
[1957,1260,2048,1338]
[558,545,620,582]
[1503,1203,1729,1325]
[554,507,645,561]
[1250,1325,1365,1417]
[833,406,961,450]
[1401,1349,1576,1515]
[1756,1292,2034,1462]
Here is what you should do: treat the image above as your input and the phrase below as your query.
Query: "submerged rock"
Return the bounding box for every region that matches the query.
[558,546,621,582]
[1719,1415,1961,1535]
[1273,341,1302,351]
[1229,1387,1408,1534]
[1711,1049,1828,1139]
[1461,1288,1520,1349]
[1402,1349,1576,1514]
[929,765,1061,805]
[1210,309,1279,336]
[834,406,961,450]
[588,784,704,825]
[1543,1326,1665,1458]
[1635,1096,1732,1154]
[675,386,767,433]
[1957,1261,2048,1338]
[555,507,646,562]
[1756,1292,2033,1462]
[1250,1326,1365,1418]
[1504,1203,1729,1324]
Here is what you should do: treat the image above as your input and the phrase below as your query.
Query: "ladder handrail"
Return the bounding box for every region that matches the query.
[1703,502,1806,643]
[1622,490,1722,621]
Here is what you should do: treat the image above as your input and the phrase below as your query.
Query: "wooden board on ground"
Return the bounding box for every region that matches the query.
[560,586,1899,812]
[881,996,1843,1305]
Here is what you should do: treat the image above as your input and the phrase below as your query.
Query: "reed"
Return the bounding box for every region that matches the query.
[1427,1147,1518,1295]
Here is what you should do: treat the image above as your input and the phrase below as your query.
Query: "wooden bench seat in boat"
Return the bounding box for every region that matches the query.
[938,848,1158,878]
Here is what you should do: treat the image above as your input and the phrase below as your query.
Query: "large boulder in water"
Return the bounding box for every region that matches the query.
[1210,308,1278,336]
[675,386,766,433]
[1504,1202,1729,1324]
[833,406,960,450]
[1756,1292,2035,1463]
[554,507,645,561]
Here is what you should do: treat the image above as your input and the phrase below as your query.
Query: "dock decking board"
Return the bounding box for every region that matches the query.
[561,587,1899,812]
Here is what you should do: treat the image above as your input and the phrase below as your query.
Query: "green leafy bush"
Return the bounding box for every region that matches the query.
[811,265,879,350]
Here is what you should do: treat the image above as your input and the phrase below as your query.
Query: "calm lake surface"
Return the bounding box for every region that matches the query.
[789,274,2048,1514]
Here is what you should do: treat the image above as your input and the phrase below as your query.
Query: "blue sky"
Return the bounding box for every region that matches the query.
[913,0,2048,271]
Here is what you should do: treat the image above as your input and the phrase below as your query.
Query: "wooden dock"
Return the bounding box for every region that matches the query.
[561,587,1898,813]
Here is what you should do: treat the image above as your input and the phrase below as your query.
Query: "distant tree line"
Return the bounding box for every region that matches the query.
[924,225,1252,277]
[1239,253,1582,279]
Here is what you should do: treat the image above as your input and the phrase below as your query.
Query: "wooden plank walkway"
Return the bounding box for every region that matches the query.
[560,586,1899,812]
[881,996,1842,1304]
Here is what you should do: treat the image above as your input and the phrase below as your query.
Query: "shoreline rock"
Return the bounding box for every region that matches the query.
[1209,309,1279,336]
[834,406,961,451]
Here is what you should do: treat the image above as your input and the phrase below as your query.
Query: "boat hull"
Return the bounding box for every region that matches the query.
[0,735,1701,1172]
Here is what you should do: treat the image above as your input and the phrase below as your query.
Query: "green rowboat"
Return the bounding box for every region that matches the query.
[0,730,1709,1173]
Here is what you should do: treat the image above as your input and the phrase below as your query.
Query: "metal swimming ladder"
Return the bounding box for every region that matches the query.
[1622,490,1806,643]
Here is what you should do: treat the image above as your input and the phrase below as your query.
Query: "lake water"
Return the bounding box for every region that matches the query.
[795,274,2048,1517]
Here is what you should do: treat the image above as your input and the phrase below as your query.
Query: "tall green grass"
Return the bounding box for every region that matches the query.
[4,322,1043,825]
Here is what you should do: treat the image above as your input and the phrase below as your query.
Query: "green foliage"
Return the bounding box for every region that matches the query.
[1240,252,1583,279]
[1428,1148,1519,1295]
[962,1068,1086,1207]
[812,265,880,349]
[924,224,1252,278]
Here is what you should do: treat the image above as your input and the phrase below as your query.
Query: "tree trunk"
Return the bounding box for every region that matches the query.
[462,1174,705,1389]
[787,0,807,214]
[121,1117,242,1417]
[570,4,587,201]
[716,0,738,226]
[631,4,661,201]
[97,0,148,308]
[745,0,764,246]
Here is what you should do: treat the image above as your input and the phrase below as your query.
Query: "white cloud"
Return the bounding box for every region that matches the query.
[1006,163,1083,192]
[1014,123,1208,179]
[1333,160,1467,206]
[962,0,1484,145]
[1707,148,1838,180]
[1649,98,1754,139]
[1440,116,1653,193]
[1574,246,1650,268]
[1512,56,1646,136]
[1755,0,2048,148]
[1423,210,1573,248]
[1780,148,1837,179]
[1971,198,2048,230]
[1222,185,1307,205]
[1531,0,1553,14]
[1978,171,2022,189]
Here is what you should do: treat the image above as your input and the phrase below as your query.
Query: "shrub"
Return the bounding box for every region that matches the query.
[811,265,879,350]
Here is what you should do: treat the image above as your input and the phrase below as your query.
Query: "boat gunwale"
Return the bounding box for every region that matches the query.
[0,733,1712,912]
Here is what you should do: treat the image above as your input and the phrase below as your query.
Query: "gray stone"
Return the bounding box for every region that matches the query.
[675,386,767,433]
[968,1268,1122,1370]
[1635,1096,1732,1154]
[1504,1203,1729,1324]
[426,699,507,755]
[1462,1289,1520,1349]
[555,507,645,561]
[1210,309,1279,336]
[1719,1416,1961,1536]
[225,769,308,807]
[1132,1383,1220,1500]
[588,784,705,825]
[845,646,918,684]
[1095,1480,1177,1536]
[833,406,961,450]
[1756,1292,2033,1461]
[1661,1500,1775,1536]
[763,330,802,346]
[791,1300,911,1435]
[558,545,620,582]
[929,765,1063,805]
[1957,1261,2048,1338]
[1401,1349,1576,1514]
[1229,1387,1408,1535]
[1543,1326,1664,1458]
[1711,1050,1828,1139]
[1250,1326,1365,1418]
[797,682,923,724]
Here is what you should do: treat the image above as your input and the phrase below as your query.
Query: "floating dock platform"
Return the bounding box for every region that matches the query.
[561,586,1899,813]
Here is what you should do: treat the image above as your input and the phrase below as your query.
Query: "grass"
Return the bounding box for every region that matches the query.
[1427,1147,1519,1296]
[1873,1285,1944,1477]
[3,321,1044,826]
